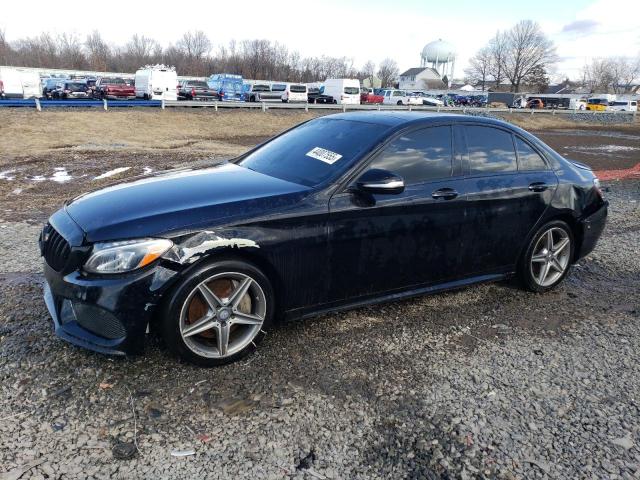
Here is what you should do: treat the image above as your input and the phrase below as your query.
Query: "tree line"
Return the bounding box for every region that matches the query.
[0,29,400,85]
[465,19,640,93]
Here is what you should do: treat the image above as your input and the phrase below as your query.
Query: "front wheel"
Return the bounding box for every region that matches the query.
[397,100,403,106]
[160,259,274,367]
[518,221,574,292]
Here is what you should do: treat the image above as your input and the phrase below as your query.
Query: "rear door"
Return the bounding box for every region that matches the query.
[328,125,467,302]
[458,124,558,275]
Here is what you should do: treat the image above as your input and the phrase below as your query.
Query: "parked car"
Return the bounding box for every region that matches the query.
[586,97,610,111]
[382,89,422,106]
[413,93,444,107]
[527,98,544,109]
[52,81,90,99]
[609,100,638,112]
[243,83,271,102]
[42,78,65,99]
[135,65,178,101]
[282,84,308,103]
[0,80,4,99]
[307,87,334,104]
[95,77,136,100]
[361,88,384,104]
[257,83,287,102]
[207,74,244,102]
[177,80,217,101]
[40,112,607,367]
[323,78,360,105]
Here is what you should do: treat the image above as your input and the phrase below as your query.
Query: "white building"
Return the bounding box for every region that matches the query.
[398,67,444,90]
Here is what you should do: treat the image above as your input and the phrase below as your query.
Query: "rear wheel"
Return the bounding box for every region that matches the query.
[397,100,403,106]
[518,221,574,292]
[161,259,274,367]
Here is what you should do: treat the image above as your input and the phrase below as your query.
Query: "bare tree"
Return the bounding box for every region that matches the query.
[377,58,398,88]
[500,20,556,92]
[85,31,111,71]
[609,56,640,93]
[361,60,376,87]
[582,58,616,92]
[465,47,491,91]
[487,31,507,89]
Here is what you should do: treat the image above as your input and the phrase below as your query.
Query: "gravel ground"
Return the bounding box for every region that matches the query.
[0,168,639,480]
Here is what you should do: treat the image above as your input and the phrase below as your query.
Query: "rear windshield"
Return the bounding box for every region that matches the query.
[290,85,306,93]
[344,87,359,95]
[271,84,286,91]
[103,78,125,85]
[188,81,209,88]
[238,118,388,187]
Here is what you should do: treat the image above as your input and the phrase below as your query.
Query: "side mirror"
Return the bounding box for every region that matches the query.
[355,169,405,195]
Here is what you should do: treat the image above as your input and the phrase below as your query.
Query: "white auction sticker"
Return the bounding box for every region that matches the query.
[306,147,343,164]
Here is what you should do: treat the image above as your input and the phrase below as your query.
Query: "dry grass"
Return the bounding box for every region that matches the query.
[1,108,638,163]
[0,109,318,160]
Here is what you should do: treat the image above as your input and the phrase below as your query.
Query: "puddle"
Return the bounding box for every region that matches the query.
[94,167,131,180]
[541,129,640,140]
[0,170,16,180]
[566,145,640,154]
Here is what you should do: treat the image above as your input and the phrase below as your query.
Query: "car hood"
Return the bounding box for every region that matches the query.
[65,163,310,242]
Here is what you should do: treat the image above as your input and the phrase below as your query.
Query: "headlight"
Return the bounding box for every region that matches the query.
[84,238,173,274]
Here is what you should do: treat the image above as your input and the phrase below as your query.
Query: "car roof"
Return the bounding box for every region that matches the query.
[325,111,515,129]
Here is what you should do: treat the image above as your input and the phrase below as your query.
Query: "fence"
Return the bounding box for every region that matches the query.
[0,98,637,117]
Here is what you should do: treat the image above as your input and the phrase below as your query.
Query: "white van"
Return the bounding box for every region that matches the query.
[282,84,307,103]
[0,67,42,99]
[323,78,360,105]
[135,65,178,101]
[609,100,638,112]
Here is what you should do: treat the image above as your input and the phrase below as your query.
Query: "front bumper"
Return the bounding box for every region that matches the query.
[43,261,177,355]
[576,201,608,260]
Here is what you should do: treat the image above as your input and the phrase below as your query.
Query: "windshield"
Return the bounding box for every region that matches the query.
[67,83,86,91]
[344,87,359,95]
[238,118,388,187]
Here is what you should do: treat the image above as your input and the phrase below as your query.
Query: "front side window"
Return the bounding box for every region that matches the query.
[465,126,517,174]
[366,126,453,185]
[515,137,547,171]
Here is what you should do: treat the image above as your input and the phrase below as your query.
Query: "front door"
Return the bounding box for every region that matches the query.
[327,125,467,303]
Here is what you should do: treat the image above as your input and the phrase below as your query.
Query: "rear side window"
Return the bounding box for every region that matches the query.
[515,137,547,171]
[272,84,286,91]
[465,126,517,174]
[368,126,453,185]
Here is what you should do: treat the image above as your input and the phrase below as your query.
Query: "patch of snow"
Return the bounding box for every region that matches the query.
[12,188,22,194]
[94,167,131,180]
[30,175,47,182]
[51,167,72,183]
[143,166,153,175]
[0,169,16,180]
[568,145,639,153]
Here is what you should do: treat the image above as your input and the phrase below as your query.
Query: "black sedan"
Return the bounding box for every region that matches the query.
[41,112,607,366]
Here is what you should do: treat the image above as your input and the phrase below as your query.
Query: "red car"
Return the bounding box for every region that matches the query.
[94,77,135,100]
[360,89,384,104]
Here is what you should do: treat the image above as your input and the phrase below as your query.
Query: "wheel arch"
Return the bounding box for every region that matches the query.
[161,247,285,319]
[518,212,582,267]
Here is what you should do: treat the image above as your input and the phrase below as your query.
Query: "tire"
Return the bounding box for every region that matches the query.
[397,100,403,106]
[518,220,574,293]
[333,99,337,104]
[160,259,274,367]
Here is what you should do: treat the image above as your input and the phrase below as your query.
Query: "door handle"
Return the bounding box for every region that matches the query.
[528,182,548,192]
[432,188,458,200]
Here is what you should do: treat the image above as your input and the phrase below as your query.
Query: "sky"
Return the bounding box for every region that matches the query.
[1,0,639,81]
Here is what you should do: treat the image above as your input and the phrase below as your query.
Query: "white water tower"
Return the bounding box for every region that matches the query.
[420,39,456,85]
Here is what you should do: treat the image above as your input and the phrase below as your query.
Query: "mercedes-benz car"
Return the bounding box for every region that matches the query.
[41,112,608,366]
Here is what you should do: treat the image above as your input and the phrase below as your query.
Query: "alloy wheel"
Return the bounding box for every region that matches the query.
[530,227,571,287]
[179,272,266,359]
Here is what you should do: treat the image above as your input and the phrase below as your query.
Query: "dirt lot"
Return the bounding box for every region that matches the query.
[0,109,639,479]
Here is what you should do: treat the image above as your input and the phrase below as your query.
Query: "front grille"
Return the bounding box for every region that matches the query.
[74,303,127,339]
[42,225,71,272]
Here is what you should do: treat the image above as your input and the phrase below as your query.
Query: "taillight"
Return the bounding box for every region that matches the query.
[219,91,224,98]
[192,88,196,97]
